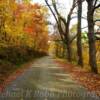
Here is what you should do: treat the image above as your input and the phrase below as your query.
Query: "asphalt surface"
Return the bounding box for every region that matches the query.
[0,56,99,100]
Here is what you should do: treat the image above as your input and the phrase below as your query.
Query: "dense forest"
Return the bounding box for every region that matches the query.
[0,0,48,83]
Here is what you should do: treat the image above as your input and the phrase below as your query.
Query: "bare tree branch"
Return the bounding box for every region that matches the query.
[70,34,78,43]
[93,0,100,12]
[94,0,97,7]
[94,3,100,10]
[45,0,58,24]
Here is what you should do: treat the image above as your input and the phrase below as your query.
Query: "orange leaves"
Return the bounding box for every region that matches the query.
[0,0,48,53]
[18,3,48,52]
[56,60,100,96]
[24,27,33,34]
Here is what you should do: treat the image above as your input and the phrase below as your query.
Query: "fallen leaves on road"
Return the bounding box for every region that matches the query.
[0,60,34,93]
[55,59,100,96]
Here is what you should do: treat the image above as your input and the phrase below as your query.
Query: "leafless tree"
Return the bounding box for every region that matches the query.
[86,0,100,73]
[45,0,77,61]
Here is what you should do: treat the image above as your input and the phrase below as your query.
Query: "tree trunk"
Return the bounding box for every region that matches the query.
[87,0,98,74]
[65,15,72,62]
[66,42,72,61]
[77,0,83,66]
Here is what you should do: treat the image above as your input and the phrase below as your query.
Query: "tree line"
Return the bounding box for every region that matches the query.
[0,0,48,65]
[45,0,100,74]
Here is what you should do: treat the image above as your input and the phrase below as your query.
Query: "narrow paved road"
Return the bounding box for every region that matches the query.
[0,56,99,100]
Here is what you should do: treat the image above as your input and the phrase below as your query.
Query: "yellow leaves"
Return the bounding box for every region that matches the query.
[0,1,48,53]
[26,37,34,48]
[9,1,17,11]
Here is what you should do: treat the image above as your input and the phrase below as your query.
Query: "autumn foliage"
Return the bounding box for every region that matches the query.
[0,0,48,80]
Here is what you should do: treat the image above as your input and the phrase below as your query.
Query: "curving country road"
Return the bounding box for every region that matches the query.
[0,56,99,100]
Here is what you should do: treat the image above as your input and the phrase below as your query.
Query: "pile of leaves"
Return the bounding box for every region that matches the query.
[55,59,100,96]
